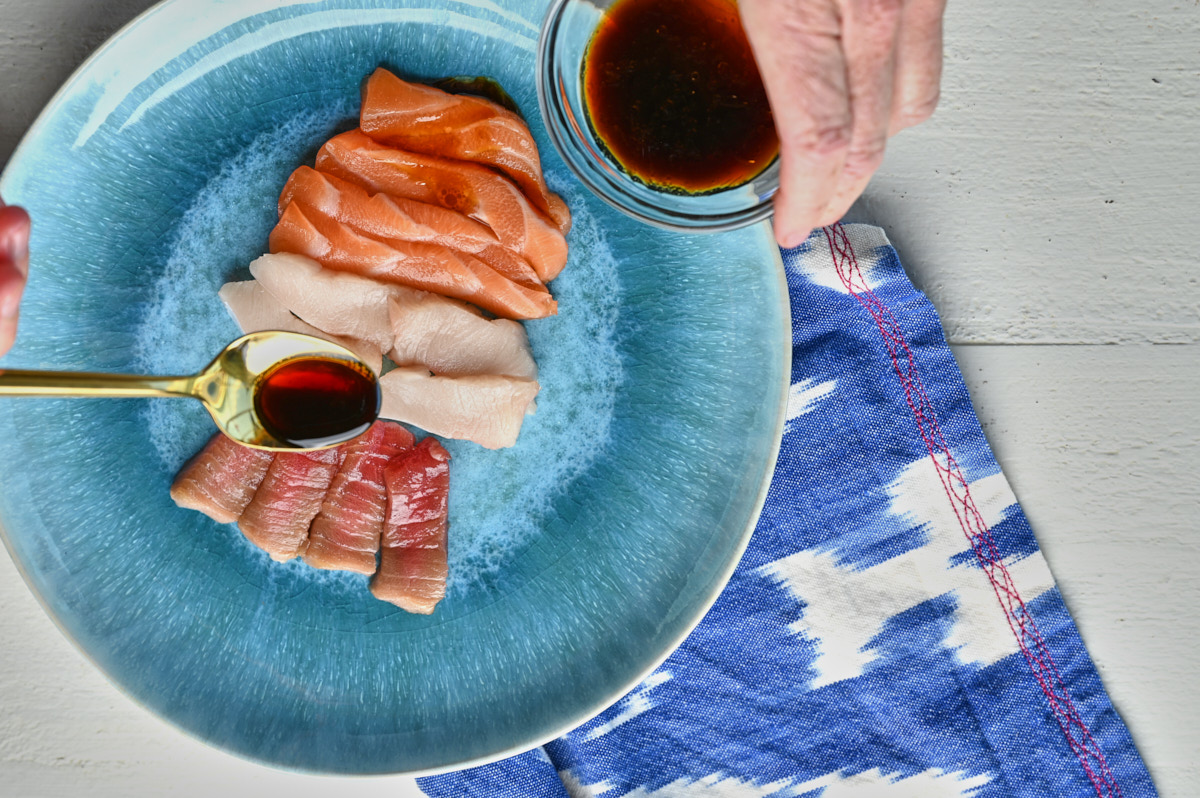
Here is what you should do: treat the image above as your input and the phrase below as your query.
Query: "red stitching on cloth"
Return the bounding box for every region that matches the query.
[821,224,1123,798]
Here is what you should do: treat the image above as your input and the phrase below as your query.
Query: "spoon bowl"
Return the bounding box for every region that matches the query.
[0,331,380,450]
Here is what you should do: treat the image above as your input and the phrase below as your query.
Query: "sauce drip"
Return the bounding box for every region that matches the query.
[583,0,779,194]
[254,357,380,448]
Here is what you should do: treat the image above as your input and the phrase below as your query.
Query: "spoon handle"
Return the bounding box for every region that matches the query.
[0,369,195,398]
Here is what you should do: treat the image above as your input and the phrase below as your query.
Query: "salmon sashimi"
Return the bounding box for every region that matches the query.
[468,244,544,292]
[360,68,572,234]
[277,169,545,291]
[218,279,384,375]
[237,447,344,562]
[378,366,539,449]
[388,293,537,380]
[247,254,395,352]
[316,130,568,282]
[278,166,506,257]
[370,437,451,613]
[170,433,275,524]
[270,200,557,320]
[304,421,415,574]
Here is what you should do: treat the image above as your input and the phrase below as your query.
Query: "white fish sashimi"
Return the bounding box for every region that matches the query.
[248,252,394,352]
[388,294,537,380]
[218,280,384,374]
[378,366,539,450]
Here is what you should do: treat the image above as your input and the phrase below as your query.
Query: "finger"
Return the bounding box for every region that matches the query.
[741,0,852,248]
[889,0,946,134]
[0,204,32,356]
[818,0,902,227]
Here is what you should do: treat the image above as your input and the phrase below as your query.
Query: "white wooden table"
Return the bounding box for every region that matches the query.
[2,1,1196,796]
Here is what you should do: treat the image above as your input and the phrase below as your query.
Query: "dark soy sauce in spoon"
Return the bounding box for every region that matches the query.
[254,357,380,448]
[583,0,779,194]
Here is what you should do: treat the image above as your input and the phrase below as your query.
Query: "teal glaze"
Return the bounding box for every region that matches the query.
[0,0,789,774]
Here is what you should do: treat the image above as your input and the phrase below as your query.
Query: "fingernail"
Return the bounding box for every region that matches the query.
[0,290,20,321]
[782,230,810,249]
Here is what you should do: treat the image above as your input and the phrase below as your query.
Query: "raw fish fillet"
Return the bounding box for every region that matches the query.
[238,446,344,562]
[170,433,274,524]
[277,168,544,291]
[370,437,451,613]
[360,68,572,234]
[472,245,545,292]
[388,293,537,380]
[317,130,568,283]
[378,366,539,449]
[248,254,395,352]
[304,421,415,574]
[218,279,384,375]
[270,200,557,320]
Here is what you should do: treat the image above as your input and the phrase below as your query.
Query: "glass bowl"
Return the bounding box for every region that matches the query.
[537,0,780,233]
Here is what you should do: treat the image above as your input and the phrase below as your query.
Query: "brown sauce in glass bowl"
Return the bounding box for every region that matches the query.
[582,0,779,195]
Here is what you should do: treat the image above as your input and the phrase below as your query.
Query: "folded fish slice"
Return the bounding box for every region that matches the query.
[370,437,451,613]
[269,200,557,320]
[388,293,537,380]
[237,446,344,562]
[279,165,499,251]
[170,433,275,524]
[279,166,521,260]
[247,254,395,352]
[218,279,384,375]
[360,67,572,234]
[277,170,545,291]
[378,366,539,450]
[304,421,416,574]
[316,129,568,283]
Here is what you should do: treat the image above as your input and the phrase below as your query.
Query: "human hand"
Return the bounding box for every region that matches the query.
[740,0,946,248]
[0,199,32,356]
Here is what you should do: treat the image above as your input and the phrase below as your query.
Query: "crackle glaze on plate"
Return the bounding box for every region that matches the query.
[0,0,788,774]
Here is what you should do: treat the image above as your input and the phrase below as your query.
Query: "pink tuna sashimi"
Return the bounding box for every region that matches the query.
[304,421,415,574]
[218,279,384,375]
[170,433,275,523]
[237,446,344,561]
[378,366,539,449]
[370,437,451,613]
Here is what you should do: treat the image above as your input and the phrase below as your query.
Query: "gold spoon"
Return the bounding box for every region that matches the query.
[0,331,380,450]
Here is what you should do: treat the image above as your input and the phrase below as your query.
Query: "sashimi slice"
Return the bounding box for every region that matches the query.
[304,421,415,574]
[270,200,557,320]
[280,166,504,255]
[471,245,544,292]
[218,279,384,375]
[317,130,568,282]
[360,68,572,234]
[370,437,451,613]
[170,433,274,524]
[378,366,539,449]
[277,169,544,291]
[388,293,537,380]
[248,254,394,352]
[237,446,344,562]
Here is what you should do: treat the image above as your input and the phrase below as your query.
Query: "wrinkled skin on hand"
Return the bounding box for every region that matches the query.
[0,199,32,356]
[740,0,947,248]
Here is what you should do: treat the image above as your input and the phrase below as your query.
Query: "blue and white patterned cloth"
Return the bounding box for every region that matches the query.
[419,224,1157,798]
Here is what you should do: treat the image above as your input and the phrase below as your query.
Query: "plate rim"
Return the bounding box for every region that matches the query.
[0,0,793,776]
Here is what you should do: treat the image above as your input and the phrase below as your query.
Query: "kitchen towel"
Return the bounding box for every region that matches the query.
[418,223,1157,798]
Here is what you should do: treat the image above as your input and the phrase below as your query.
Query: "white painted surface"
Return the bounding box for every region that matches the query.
[1,0,1197,796]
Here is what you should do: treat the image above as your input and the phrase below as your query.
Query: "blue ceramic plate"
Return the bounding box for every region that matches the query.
[0,0,788,775]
